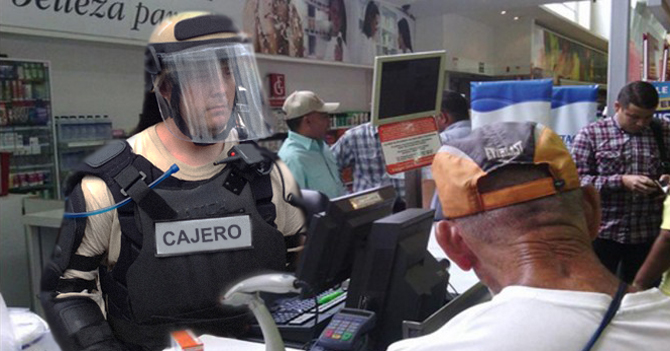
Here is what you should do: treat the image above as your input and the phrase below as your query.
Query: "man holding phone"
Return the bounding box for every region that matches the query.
[654,179,669,196]
[572,81,670,283]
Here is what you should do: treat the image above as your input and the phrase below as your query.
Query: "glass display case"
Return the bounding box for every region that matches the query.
[0,58,58,199]
[55,114,113,194]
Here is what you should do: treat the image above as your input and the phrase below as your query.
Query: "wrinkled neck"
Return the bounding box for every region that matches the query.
[474,226,620,296]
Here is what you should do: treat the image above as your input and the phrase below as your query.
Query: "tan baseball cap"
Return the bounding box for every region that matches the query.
[432,122,580,219]
[282,91,340,120]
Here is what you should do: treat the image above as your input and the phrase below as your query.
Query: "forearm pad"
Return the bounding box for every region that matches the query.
[40,293,128,351]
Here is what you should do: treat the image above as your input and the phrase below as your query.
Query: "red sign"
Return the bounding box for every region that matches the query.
[0,152,9,196]
[379,117,441,174]
[268,73,286,108]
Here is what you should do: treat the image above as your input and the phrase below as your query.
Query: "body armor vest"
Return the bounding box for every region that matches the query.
[66,141,285,350]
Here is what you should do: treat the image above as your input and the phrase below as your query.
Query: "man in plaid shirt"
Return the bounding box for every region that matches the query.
[572,81,670,283]
[331,122,406,211]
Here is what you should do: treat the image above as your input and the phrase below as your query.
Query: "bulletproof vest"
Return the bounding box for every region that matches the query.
[66,140,285,349]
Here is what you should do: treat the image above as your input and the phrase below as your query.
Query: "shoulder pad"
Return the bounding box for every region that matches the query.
[63,140,133,196]
[84,140,127,168]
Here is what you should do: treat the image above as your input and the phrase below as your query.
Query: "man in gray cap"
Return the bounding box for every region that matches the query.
[278,90,346,198]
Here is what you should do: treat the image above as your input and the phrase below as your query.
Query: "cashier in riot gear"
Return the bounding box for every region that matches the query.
[40,12,306,351]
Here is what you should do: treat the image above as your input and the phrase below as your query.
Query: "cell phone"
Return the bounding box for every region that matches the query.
[654,180,669,195]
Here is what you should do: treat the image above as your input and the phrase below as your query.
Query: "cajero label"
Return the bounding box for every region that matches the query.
[155,215,252,257]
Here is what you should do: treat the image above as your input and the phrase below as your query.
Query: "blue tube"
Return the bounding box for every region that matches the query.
[63,164,180,218]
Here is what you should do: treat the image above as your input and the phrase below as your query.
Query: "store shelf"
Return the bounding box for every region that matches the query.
[1,125,51,131]
[1,58,57,199]
[12,163,54,171]
[54,115,113,198]
[60,140,106,148]
[10,184,52,193]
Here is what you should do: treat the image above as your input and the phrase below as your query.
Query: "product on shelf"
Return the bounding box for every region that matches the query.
[54,113,114,197]
[0,58,56,199]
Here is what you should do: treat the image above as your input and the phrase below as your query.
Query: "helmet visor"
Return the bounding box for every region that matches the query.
[151,41,276,143]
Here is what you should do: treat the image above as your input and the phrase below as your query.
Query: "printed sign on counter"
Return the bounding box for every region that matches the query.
[379,116,441,175]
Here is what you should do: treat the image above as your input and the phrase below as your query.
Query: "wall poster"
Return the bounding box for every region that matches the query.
[0,0,415,66]
[531,25,607,84]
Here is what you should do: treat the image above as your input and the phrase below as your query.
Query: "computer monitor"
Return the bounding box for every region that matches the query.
[346,208,449,350]
[371,51,447,126]
[296,185,396,297]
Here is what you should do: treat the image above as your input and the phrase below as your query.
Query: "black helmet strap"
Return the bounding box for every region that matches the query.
[174,15,238,41]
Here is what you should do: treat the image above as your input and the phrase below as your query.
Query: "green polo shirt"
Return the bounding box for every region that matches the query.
[278,131,346,199]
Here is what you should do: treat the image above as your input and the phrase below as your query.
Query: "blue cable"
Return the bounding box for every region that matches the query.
[63,164,180,218]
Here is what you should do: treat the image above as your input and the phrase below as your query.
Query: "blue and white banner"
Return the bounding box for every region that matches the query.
[652,82,670,121]
[550,85,598,149]
[470,79,553,129]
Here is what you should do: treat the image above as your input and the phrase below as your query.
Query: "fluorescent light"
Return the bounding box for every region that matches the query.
[501,10,507,15]
[513,16,519,20]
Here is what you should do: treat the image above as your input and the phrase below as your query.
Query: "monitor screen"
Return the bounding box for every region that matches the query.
[346,208,449,350]
[295,186,396,298]
[371,51,447,126]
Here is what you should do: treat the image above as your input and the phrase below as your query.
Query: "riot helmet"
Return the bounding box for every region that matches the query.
[145,12,276,144]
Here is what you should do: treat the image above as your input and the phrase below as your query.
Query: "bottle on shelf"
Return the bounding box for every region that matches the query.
[1,59,57,198]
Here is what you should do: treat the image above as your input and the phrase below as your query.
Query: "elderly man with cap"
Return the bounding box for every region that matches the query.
[278,90,346,198]
[388,122,670,351]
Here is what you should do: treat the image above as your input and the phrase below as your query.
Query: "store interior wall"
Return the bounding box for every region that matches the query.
[439,13,496,66]
[258,59,373,113]
[590,0,611,40]
[415,13,495,74]
[415,12,533,77]
[1,33,145,131]
[493,18,533,76]
[1,33,373,132]
[414,0,614,81]
[0,1,615,132]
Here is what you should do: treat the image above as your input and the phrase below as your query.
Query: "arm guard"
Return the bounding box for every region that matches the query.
[40,294,127,351]
[39,184,127,351]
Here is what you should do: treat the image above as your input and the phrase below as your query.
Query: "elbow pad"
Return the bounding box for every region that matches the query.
[40,294,126,351]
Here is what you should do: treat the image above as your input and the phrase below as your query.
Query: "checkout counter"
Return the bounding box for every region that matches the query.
[19,203,488,350]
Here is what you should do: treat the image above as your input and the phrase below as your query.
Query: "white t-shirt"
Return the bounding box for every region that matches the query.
[388,286,670,351]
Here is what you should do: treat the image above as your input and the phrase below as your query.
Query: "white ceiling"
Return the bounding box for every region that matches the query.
[385,0,573,18]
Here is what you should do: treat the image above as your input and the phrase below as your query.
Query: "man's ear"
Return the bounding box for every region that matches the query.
[158,80,172,100]
[435,220,476,271]
[440,111,451,125]
[581,185,601,241]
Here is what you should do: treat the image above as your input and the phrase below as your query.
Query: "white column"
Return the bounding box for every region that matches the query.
[607,1,631,114]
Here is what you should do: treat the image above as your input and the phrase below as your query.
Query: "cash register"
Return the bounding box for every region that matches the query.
[229,185,449,350]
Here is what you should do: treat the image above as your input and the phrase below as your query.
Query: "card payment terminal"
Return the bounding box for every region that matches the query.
[310,308,376,351]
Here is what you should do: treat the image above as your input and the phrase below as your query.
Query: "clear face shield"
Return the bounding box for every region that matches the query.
[148,40,276,143]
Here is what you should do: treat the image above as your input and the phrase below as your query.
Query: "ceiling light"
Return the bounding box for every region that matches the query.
[514,16,519,20]
[501,10,507,15]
